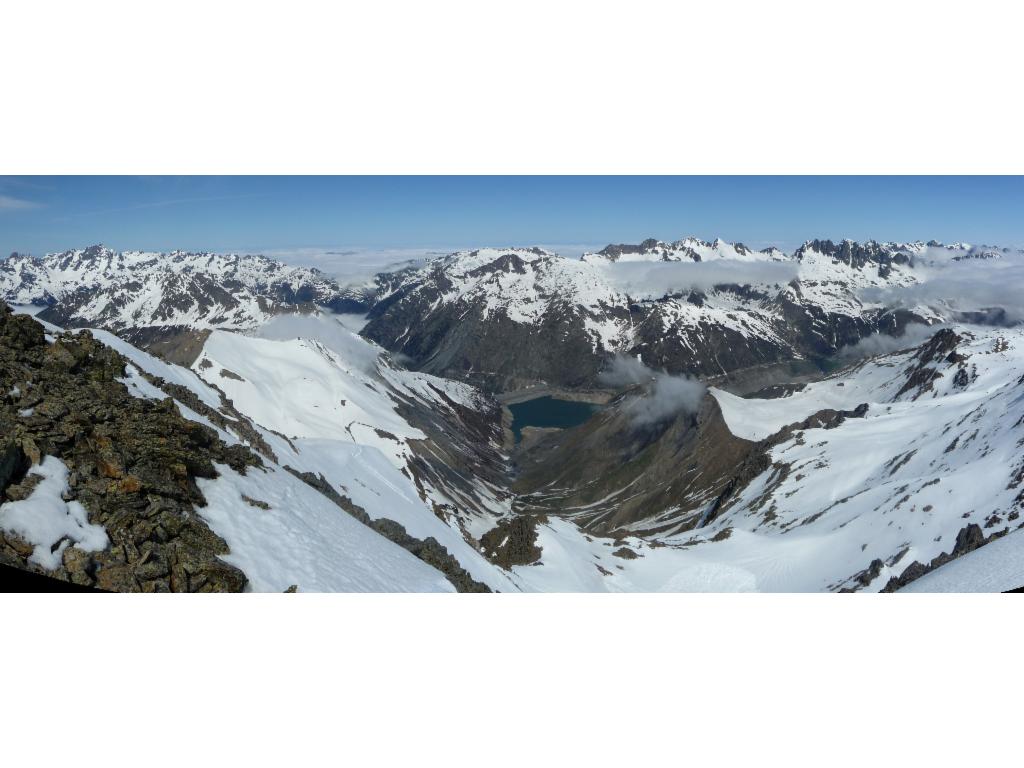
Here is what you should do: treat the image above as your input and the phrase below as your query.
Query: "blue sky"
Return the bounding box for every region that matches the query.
[2,176,1023,260]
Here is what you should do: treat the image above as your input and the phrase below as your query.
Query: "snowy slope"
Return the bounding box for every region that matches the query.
[699,325,1024,591]
[113,320,1024,592]
[508,517,760,592]
[900,527,1024,592]
[189,321,520,591]
[194,462,455,593]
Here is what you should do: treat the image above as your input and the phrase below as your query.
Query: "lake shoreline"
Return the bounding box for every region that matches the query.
[497,386,616,406]
[505,394,605,446]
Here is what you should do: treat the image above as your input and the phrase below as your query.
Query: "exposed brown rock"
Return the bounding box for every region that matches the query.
[0,302,260,592]
[480,516,543,568]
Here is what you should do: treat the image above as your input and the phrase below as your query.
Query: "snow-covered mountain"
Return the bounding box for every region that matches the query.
[360,238,981,392]
[580,236,781,263]
[581,236,1003,267]
[0,245,370,333]
[3,238,1004,387]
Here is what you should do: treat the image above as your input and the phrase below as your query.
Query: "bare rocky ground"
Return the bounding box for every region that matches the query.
[0,302,260,592]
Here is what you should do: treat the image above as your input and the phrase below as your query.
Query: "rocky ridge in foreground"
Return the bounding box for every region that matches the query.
[0,302,259,591]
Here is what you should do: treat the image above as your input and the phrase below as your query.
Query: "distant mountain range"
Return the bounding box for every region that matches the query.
[360,238,1004,392]
[2,238,1012,388]
[0,244,373,331]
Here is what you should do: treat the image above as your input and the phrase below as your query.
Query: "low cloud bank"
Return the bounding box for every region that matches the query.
[597,260,799,299]
[256,311,381,373]
[259,246,444,284]
[862,252,1024,324]
[836,323,944,361]
[600,355,706,426]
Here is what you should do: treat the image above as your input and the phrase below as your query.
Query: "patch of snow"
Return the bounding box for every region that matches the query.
[0,456,109,570]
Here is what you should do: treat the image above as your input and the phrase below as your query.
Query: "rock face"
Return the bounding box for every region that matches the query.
[360,240,947,394]
[0,302,261,592]
[895,328,964,399]
[794,239,914,270]
[0,245,370,334]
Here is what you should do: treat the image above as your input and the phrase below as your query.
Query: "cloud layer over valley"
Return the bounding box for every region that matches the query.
[600,355,707,426]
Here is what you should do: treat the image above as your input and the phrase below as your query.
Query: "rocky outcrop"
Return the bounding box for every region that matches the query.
[118,326,212,367]
[881,523,1006,592]
[0,438,30,498]
[895,328,965,399]
[480,516,543,568]
[596,238,666,261]
[0,302,260,592]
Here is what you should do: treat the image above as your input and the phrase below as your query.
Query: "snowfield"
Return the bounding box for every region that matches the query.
[190,319,521,592]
